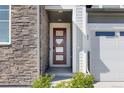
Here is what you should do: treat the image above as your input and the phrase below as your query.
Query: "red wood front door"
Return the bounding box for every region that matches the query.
[53,28,66,64]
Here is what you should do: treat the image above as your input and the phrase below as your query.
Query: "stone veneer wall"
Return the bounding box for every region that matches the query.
[40,6,49,74]
[0,5,38,85]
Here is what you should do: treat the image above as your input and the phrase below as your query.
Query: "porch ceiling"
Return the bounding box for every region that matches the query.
[48,11,72,23]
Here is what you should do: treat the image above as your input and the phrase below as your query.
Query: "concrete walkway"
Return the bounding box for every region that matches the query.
[52,76,72,86]
[46,67,73,87]
[94,82,124,88]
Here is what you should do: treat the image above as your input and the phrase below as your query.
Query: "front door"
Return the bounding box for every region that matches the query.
[53,28,66,64]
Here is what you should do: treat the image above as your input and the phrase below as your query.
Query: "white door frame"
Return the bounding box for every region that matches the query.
[49,23,71,67]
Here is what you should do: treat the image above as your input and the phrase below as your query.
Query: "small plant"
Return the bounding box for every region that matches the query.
[54,81,71,88]
[83,74,94,88]
[54,72,94,88]
[32,74,53,88]
[71,72,94,88]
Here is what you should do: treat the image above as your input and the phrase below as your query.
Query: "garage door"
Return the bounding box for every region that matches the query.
[90,31,124,81]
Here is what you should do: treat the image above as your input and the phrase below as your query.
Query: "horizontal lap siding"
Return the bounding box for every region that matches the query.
[75,6,84,72]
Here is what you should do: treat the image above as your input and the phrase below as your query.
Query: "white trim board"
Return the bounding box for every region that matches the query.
[72,6,77,73]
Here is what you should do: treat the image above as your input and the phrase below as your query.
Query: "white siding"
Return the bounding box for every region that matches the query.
[75,6,87,73]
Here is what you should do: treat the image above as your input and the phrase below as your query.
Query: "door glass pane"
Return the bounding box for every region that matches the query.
[96,32,115,36]
[120,32,124,36]
[56,39,63,45]
[56,31,63,36]
[56,55,64,61]
[56,47,63,52]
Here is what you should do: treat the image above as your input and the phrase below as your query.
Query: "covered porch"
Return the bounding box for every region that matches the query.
[39,5,88,76]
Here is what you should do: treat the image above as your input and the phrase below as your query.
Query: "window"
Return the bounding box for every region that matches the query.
[0,5,10,45]
[120,32,124,36]
[96,32,115,36]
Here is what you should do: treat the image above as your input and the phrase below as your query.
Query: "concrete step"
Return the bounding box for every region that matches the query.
[46,67,73,87]
[51,75,72,87]
[48,72,73,77]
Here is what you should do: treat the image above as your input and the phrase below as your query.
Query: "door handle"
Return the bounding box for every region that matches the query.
[53,47,55,50]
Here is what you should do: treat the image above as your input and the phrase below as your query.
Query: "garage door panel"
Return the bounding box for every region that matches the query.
[90,31,124,81]
[91,69,124,81]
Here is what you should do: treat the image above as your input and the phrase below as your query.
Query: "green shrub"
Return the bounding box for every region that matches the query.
[54,72,94,88]
[54,81,71,88]
[83,74,94,88]
[71,72,94,88]
[32,74,53,88]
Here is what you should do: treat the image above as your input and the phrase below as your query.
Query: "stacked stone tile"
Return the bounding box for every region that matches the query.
[0,5,38,85]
